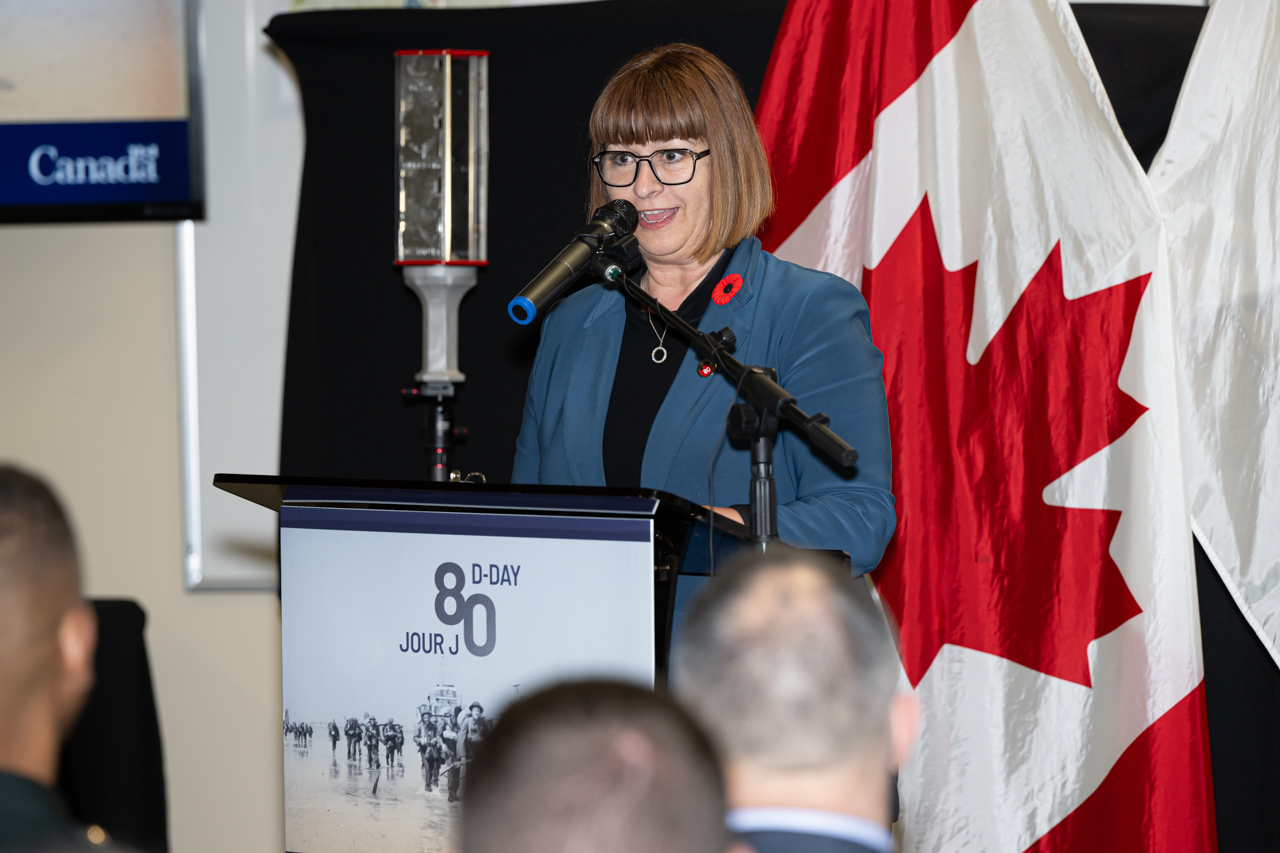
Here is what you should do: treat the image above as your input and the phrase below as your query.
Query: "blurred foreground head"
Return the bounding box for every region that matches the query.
[0,465,97,786]
[463,680,735,853]
[672,546,916,824]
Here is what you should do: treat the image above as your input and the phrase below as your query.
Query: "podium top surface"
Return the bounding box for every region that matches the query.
[212,474,736,527]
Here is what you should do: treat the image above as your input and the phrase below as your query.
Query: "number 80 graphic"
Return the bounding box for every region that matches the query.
[434,562,496,656]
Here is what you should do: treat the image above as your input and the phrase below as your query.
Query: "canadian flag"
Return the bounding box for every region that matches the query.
[755,0,1216,850]
[1151,0,1280,669]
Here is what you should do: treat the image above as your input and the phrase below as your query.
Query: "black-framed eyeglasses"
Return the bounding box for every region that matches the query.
[592,148,712,187]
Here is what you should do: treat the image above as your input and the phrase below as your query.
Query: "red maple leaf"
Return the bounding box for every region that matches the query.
[863,199,1148,687]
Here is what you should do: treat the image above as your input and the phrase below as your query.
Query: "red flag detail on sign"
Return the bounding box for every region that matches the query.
[863,199,1147,688]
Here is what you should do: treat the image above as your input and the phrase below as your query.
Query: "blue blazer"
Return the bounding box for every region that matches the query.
[512,237,896,574]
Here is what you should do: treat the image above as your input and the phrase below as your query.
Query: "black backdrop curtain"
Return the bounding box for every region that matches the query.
[268,0,788,486]
[266,4,1277,849]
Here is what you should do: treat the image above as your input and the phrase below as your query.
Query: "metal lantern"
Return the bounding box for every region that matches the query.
[396,49,489,394]
[395,49,489,479]
[396,49,488,266]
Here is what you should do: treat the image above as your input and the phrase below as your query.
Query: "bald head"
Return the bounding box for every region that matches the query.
[672,548,900,770]
[463,681,731,853]
[0,465,95,785]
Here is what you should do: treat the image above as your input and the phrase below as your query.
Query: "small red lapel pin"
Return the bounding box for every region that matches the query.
[697,359,716,378]
[711,273,743,306]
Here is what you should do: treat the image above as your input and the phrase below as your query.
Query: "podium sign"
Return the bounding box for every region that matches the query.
[280,506,653,853]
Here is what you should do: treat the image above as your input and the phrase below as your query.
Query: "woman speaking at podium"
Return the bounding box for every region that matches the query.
[512,44,895,574]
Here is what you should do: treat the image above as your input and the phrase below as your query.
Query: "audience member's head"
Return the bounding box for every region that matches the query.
[463,680,740,853]
[672,546,916,826]
[0,465,97,787]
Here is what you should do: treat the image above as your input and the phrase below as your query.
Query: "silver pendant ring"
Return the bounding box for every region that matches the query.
[651,346,668,364]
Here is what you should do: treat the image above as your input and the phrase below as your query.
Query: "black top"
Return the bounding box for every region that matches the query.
[602,249,734,488]
[0,771,103,851]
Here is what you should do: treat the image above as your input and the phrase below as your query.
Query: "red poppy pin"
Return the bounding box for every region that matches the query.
[711,273,743,306]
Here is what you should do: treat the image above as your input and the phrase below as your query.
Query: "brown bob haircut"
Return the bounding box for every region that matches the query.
[588,43,774,263]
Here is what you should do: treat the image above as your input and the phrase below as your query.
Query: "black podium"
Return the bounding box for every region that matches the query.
[217,473,746,664]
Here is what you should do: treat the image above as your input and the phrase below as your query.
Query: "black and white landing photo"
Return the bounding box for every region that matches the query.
[282,688,493,853]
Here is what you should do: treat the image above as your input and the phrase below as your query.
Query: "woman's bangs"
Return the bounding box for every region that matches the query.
[592,73,707,148]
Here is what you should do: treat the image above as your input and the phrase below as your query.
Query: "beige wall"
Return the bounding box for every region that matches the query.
[0,222,284,853]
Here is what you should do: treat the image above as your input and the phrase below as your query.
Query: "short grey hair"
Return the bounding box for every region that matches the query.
[672,547,899,769]
[463,680,729,853]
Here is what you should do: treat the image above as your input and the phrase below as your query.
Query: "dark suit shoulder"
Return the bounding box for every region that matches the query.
[0,771,125,852]
[738,829,884,853]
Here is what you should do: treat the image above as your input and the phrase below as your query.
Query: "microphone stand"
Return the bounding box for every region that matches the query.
[586,237,858,546]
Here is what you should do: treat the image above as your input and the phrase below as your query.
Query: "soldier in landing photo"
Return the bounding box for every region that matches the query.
[428,728,444,792]
[344,716,362,761]
[440,720,461,803]
[413,705,441,792]
[363,714,381,770]
[328,719,340,752]
[458,701,487,761]
[383,718,403,767]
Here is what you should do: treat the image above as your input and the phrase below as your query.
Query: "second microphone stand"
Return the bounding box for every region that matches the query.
[586,238,858,546]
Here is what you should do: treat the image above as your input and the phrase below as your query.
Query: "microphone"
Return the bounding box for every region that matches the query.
[508,199,639,325]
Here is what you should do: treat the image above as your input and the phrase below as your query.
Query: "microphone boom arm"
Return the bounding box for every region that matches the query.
[589,243,858,545]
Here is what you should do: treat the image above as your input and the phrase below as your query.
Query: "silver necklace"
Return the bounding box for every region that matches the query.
[642,272,669,363]
[647,308,669,364]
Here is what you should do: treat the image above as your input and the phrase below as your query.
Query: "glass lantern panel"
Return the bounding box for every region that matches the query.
[397,52,488,264]
[398,54,446,262]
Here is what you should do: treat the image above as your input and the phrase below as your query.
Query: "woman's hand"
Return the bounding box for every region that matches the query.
[704,505,745,525]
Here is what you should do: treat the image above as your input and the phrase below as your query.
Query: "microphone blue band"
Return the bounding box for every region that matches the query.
[508,295,537,325]
[509,200,639,325]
